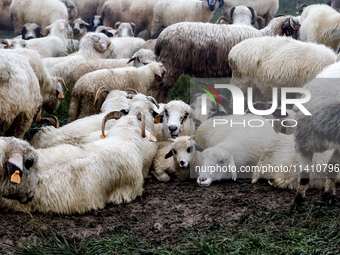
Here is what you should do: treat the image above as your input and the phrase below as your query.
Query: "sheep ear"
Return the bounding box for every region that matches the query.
[155,74,163,86]
[165,150,173,159]
[190,113,202,125]
[226,6,235,23]
[194,144,204,152]
[154,111,164,124]
[85,23,91,29]
[256,16,264,29]
[216,16,229,25]
[114,21,121,30]
[127,57,136,64]
[130,22,136,33]
[0,39,9,49]
[247,6,256,24]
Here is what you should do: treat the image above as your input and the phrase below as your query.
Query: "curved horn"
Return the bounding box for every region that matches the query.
[57,77,68,91]
[35,109,42,123]
[290,16,301,30]
[94,86,112,105]
[41,115,59,128]
[125,88,138,95]
[216,17,229,25]
[127,57,136,64]
[147,96,159,109]
[137,112,146,138]
[0,39,9,48]
[275,14,286,17]
[247,6,256,25]
[101,111,124,138]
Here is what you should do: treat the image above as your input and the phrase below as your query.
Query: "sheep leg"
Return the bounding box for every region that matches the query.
[294,153,313,206]
[322,149,340,206]
[5,113,31,139]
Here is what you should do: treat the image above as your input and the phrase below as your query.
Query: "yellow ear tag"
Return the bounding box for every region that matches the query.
[154,116,162,124]
[58,92,64,99]
[11,170,21,184]
[100,134,106,139]
[100,108,103,113]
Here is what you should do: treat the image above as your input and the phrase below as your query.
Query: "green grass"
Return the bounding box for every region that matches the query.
[16,202,340,255]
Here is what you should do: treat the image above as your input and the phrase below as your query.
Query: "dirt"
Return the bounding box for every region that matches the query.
[0,178,328,254]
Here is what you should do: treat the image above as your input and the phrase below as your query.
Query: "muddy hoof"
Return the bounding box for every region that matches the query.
[320,192,335,206]
[294,194,306,206]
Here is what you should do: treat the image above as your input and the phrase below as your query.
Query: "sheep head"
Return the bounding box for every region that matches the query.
[92,33,111,52]
[114,22,135,37]
[204,0,219,11]
[165,136,198,168]
[42,77,66,114]
[21,23,43,40]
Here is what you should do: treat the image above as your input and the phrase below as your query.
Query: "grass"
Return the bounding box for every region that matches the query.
[16,201,340,255]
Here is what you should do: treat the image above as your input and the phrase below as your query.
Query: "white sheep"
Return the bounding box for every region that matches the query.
[194,115,277,187]
[0,137,38,204]
[0,39,29,49]
[10,0,68,35]
[26,19,69,58]
[68,62,165,122]
[229,36,336,103]
[43,32,113,82]
[72,18,90,40]
[294,61,340,206]
[114,22,135,37]
[151,0,221,38]
[0,50,42,138]
[71,49,157,82]
[110,37,145,59]
[300,4,340,52]
[152,136,203,182]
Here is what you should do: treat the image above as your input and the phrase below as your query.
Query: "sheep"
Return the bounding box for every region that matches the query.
[151,0,221,39]
[0,0,13,31]
[19,23,44,40]
[10,0,68,35]
[0,111,153,214]
[101,0,161,39]
[252,133,337,191]
[222,0,279,25]
[0,50,42,138]
[110,37,145,59]
[152,136,203,182]
[0,39,29,49]
[0,137,38,204]
[155,15,300,102]
[26,19,69,58]
[43,32,113,82]
[72,18,90,40]
[88,15,103,31]
[299,4,340,52]
[228,36,337,104]
[329,0,340,12]
[219,5,264,28]
[95,25,115,37]
[293,61,340,206]
[71,49,157,82]
[194,115,277,187]
[58,0,78,23]
[113,22,135,37]
[68,62,166,122]
[72,0,106,20]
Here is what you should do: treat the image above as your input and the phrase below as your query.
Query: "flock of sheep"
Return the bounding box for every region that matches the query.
[1,0,340,215]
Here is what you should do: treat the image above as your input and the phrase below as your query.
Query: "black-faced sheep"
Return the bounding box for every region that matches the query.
[151,0,221,39]
[20,23,44,40]
[95,25,115,37]
[88,15,103,31]
[155,15,300,102]
[0,137,38,204]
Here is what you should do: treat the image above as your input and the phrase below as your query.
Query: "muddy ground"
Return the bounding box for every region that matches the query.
[0,178,330,254]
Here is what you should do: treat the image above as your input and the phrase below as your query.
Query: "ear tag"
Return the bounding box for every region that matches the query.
[11,170,21,184]
[58,92,64,99]
[100,134,106,139]
[154,116,162,124]
[145,129,157,142]
[100,108,103,113]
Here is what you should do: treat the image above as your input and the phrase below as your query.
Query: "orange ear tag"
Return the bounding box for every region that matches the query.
[58,92,64,99]
[154,116,162,124]
[100,109,103,113]
[11,170,21,184]
[100,134,106,139]
[145,129,157,142]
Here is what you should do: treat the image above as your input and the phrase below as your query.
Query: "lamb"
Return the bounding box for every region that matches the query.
[26,19,69,58]
[110,37,145,59]
[299,4,340,52]
[0,50,42,138]
[114,22,135,37]
[95,25,115,37]
[0,39,29,49]
[151,0,221,39]
[0,111,152,214]
[293,61,340,206]
[252,134,337,190]
[68,62,165,122]
[0,137,38,204]
[155,15,300,102]
[72,18,90,40]
[88,15,103,31]
[152,136,202,182]
[43,32,113,82]
[219,5,264,28]
[228,36,336,103]
[101,0,161,38]
[222,0,279,25]
[194,115,277,187]
[10,0,68,35]
[19,23,44,40]
[72,0,107,20]
[0,0,13,31]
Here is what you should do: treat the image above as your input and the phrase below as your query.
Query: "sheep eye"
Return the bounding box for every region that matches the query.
[165,109,169,117]
[25,159,34,170]
[79,24,85,29]
[187,147,191,153]
[56,90,59,96]
[173,149,177,154]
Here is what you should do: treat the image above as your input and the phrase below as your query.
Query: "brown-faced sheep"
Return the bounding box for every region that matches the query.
[0,50,42,138]
[155,15,300,102]
[68,62,165,122]
[0,137,39,204]
[151,0,221,39]
[10,0,68,35]
[0,0,13,31]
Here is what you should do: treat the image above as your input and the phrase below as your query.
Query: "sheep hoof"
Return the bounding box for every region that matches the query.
[293,194,306,206]
[251,178,258,184]
[320,192,336,207]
